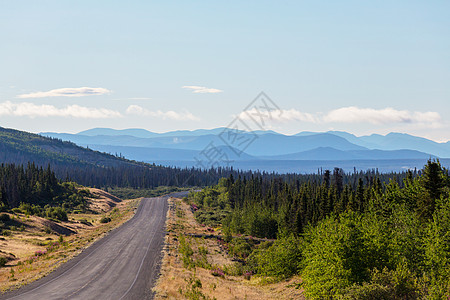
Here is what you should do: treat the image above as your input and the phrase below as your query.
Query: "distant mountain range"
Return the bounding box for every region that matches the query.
[0,126,447,174]
[40,128,448,165]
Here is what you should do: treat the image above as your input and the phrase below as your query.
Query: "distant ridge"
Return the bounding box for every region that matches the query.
[78,128,159,138]
[1,126,133,168]
[40,127,447,162]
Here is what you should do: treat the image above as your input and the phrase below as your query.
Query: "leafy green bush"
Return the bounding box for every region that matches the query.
[0,256,7,267]
[79,218,91,226]
[340,283,392,300]
[11,208,21,214]
[179,235,195,269]
[99,217,111,223]
[223,262,244,276]
[0,213,10,222]
[340,265,420,300]
[45,206,68,221]
[251,233,302,278]
[228,238,253,260]
[301,212,371,299]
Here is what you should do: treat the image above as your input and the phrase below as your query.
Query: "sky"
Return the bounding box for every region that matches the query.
[0,1,449,141]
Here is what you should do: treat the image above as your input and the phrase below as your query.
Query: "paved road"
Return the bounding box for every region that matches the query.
[1,192,188,300]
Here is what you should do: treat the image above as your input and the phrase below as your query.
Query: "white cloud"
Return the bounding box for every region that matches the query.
[0,101,121,118]
[126,105,200,121]
[127,97,152,100]
[182,85,223,94]
[17,87,111,98]
[324,106,441,125]
[236,106,441,128]
[238,108,318,123]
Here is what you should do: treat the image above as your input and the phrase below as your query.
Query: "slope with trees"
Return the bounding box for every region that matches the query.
[187,160,450,299]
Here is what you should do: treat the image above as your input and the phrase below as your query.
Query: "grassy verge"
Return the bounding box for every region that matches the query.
[153,197,304,300]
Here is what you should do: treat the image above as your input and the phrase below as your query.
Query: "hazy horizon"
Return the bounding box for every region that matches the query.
[32,126,449,144]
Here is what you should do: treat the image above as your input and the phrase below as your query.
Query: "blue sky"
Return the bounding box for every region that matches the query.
[0,1,449,141]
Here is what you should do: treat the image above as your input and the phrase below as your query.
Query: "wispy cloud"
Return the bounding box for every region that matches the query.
[182,85,223,94]
[17,87,111,98]
[111,97,152,101]
[238,108,318,123]
[128,97,152,100]
[0,101,121,118]
[324,106,441,125]
[126,105,200,121]
[237,106,441,127]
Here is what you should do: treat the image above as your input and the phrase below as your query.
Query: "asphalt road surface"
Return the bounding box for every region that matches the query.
[1,192,188,300]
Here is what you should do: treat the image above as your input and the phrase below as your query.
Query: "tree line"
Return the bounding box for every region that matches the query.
[0,163,90,219]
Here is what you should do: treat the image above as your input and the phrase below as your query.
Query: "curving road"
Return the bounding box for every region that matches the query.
[0,192,188,300]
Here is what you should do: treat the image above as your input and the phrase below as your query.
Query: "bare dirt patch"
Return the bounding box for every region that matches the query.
[154,197,304,300]
[0,189,140,293]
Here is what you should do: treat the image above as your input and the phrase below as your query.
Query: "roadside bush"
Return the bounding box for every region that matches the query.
[340,265,420,300]
[180,274,216,300]
[99,217,111,223]
[251,233,302,278]
[223,262,244,276]
[0,256,7,267]
[228,238,253,260]
[79,218,92,226]
[195,246,210,269]
[0,213,10,222]
[45,206,68,221]
[179,235,194,269]
[301,212,371,299]
[11,208,21,214]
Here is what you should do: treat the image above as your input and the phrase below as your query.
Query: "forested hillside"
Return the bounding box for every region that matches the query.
[0,126,245,188]
[0,163,90,221]
[187,160,450,299]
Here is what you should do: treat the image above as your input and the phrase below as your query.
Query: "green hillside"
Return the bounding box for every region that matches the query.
[0,126,132,168]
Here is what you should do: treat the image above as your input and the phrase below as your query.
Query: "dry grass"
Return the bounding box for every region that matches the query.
[0,188,140,293]
[154,197,304,300]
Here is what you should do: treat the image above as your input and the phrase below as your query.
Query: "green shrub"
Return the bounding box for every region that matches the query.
[79,218,92,226]
[0,256,7,267]
[0,256,8,268]
[45,207,68,221]
[301,212,370,299]
[228,238,253,260]
[340,265,420,300]
[252,233,302,278]
[339,283,392,300]
[11,208,21,214]
[179,235,194,269]
[0,213,10,222]
[223,262,244,276]
[180,274,216,300]
[99,217,111,223]
[195,246,210,269]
